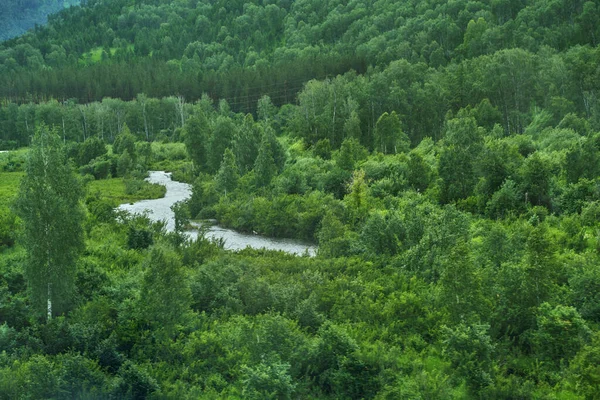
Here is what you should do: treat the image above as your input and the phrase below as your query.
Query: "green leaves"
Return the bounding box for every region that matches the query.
[442,323,495,394]
[138,245,191,335]
[532,303,591,365]
[15,126,84,318]
[183,112,209,173]
[374,111,409,155]
[215,149,240,195]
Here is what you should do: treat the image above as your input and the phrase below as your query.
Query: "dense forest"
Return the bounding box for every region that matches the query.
[2,0,600,398]
[0,0,81,42]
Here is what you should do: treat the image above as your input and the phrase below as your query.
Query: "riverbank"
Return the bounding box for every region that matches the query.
[88,177,166,206]
[119,171,317,256]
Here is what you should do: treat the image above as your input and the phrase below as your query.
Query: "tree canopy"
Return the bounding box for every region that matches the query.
[1,0,600,398]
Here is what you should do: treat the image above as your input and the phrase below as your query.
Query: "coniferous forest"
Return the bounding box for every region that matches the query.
[1,0,600,398]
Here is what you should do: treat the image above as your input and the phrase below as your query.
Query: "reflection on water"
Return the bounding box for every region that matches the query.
[117,171,317,256]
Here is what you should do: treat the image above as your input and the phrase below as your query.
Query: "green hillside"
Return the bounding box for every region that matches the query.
[1,0,600,398]
[0,0,81,42]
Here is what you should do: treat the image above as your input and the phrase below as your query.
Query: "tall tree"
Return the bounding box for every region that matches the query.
[14,126,84,320]
[254,136,277,188]
[374,111,409,154]
[215,148,240,195]
[439,116,484,203]
[208,116,236,173]
[183,112,210,173]
[138,245,191,336]
[233,114,261,173]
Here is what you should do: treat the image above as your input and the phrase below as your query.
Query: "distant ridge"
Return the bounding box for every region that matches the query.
[0,0,81,42]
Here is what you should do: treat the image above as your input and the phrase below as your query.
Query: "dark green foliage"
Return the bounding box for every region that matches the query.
[443,323,495,394]
[306,322,358,393]
[53,353,107,398]
[80,157,111,180]
[360,211,404,257]
[189,176,219,219]
[138,245,191,333]
[189,258,244,314]
[439,241,485,323]
[241,354,296,399]
[317,212,353,258]
[233,114,261,172]
[126,227,153,250]
[112,125,136,158]
[406,152,432,192]
[117,151,133,178]
[313,139,332,160]
[532,303,590,366]
[323,167,352,200]
[126,214,155,250]
[183,113,209,173]
[439,117,484,203]
[3,0,600,398]
[335,138,368,171]
[113,361,159,400]
[486,180,524,219]
[570,262,600,323]
[76,137,107,166]
[569,333,600,398]
[0,209,18,249]
[215,149,239,195]
[564,138,600,183]
[521,152,553,208]
[254,136,278,189]
[208,116,236,174]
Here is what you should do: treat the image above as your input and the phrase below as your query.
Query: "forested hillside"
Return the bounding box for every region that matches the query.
[0,0,81,41]
[2,0,600,398]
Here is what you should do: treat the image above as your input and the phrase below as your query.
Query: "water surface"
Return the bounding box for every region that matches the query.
[118,171,317,256]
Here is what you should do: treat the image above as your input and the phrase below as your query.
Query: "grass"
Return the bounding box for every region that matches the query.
[87,177,166,206]
[80,45,135,65]
[1,148,167,209]
[0,172,165,209]
[0,172,24,208]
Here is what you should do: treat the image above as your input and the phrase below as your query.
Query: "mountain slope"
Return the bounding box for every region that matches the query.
[0,0,598,107]
[0,0,81,41]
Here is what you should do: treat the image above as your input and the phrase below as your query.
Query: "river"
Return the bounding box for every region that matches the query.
[117,171,317,256]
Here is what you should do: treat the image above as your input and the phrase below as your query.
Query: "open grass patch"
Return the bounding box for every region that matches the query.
[79,44,134,65]
[0,167,165,209]
[87,177,166,206]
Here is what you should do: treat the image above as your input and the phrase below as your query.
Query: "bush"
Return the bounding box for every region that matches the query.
[241,355,296,400]
[0,208,18,249]
[127,226,153,250]
[112,361,159,400]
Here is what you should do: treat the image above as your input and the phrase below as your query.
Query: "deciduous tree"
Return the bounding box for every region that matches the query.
[15,126,84,320]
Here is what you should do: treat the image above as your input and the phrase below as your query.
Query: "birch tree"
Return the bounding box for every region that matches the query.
[14,125,84,320]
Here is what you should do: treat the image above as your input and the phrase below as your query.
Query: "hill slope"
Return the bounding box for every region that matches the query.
[0,0,81,42]
[0,0,598,107]
[2,1,600,399]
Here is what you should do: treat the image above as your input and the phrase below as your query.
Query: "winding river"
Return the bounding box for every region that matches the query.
[118,171,317,256]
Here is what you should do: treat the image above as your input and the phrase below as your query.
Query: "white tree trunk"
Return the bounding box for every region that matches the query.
[47,283,52,320]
